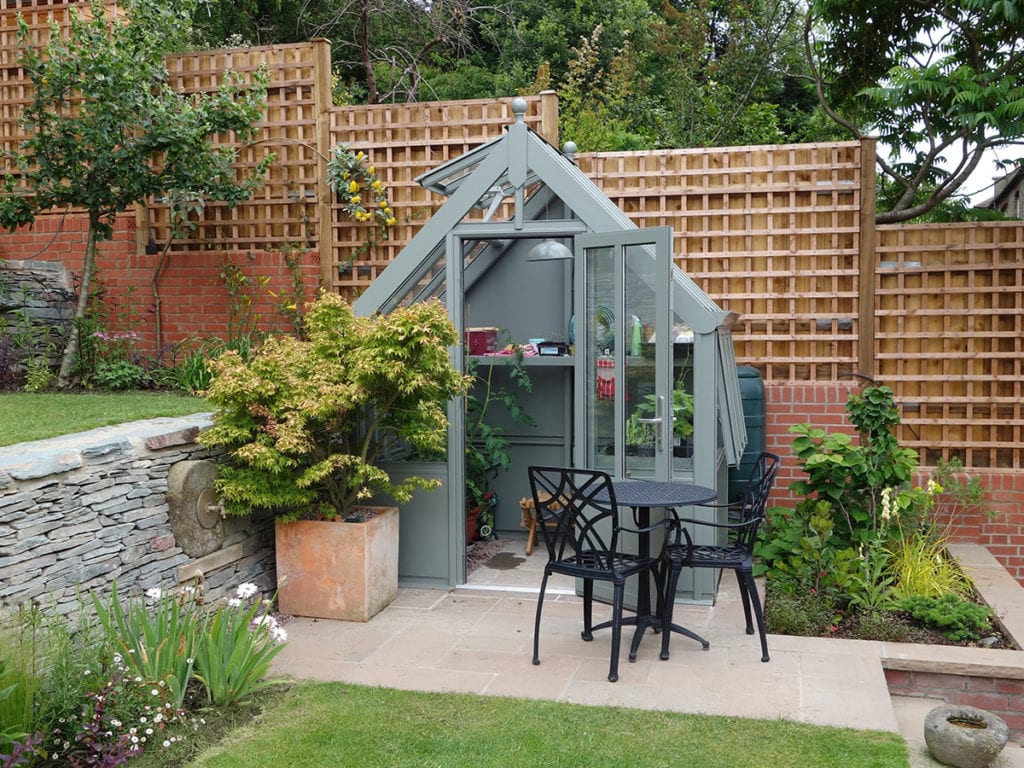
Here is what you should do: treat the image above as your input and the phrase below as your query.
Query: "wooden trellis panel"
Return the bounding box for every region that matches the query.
[149,41,325,252]
[875,222,1024,469]
[1,2,124,172]
[327,95,556,296]
[576,142,865,383]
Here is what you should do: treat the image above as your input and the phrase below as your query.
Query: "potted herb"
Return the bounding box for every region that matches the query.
[198,293,470,621]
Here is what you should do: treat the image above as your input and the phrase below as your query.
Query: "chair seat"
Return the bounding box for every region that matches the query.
[549,551,655,581]
[688,543,752,570]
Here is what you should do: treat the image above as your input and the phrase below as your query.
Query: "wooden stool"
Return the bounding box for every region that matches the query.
[519,492,562,556]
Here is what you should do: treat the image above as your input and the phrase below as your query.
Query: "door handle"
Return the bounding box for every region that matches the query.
[635,396,664,452]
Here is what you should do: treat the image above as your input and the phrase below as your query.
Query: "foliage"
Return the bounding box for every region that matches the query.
[0,0,273,387]
[763,584,839,637]
[192,584,287,708]
[898,594,996,643]
[91,583,201,712]
[787,385,919,549]
[199,293,470,520]
[465,345,534,536]
[761,383,995,643]
[637,371,694,442]
[887,529,971,601]
[326,145,396,228]
[0,609,41,754]
[806,0,1024,222]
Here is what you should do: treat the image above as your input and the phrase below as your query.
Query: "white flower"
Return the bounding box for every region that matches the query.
[236,582,258,599]
[228,597,242,608]
[271,625,288,642]
[146,587,163,600]
[163,740,171,748]
[151,689,160,696]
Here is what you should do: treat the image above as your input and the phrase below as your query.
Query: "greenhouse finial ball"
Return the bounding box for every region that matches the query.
[511,98,528,117]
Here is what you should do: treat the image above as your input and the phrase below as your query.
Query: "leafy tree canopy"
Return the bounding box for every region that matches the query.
[806,0,1024,222]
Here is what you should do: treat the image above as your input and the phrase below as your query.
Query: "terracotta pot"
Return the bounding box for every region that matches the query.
[466,506,481,543]
[274,506,399,622]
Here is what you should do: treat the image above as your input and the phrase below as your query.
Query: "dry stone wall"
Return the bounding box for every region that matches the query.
[0,414,275,615]
[0,259,74,379]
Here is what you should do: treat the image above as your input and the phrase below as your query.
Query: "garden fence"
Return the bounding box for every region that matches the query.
[2,23,1023,470]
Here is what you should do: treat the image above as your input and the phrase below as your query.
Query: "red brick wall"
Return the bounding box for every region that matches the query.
[884,669,1024,744]
[0,212,322,353]
[764,381,1024,585]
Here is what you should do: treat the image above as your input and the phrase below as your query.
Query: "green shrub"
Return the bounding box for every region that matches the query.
[199,294,470,520]
[94,359,150,390]
[898,593,995,643]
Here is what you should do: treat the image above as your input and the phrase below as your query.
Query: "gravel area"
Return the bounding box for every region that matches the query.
[466,538,506,575]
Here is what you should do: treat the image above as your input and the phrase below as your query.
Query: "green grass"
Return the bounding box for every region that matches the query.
[154,682,909,768]
[0,392,209,447]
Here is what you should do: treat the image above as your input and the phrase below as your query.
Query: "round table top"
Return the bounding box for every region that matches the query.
[607,479,717,508]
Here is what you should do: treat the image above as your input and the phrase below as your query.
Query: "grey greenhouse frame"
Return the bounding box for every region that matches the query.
[359,99,748,603]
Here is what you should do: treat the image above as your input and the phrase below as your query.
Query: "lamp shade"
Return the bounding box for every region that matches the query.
[526,239,573,261]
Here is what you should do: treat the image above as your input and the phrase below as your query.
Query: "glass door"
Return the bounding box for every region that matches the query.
[575,227,675,481]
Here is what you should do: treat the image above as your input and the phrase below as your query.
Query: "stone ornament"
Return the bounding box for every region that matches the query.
[924,704,1009,768]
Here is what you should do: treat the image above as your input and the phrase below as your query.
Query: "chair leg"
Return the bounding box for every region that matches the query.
[533,571,550,666]
[734,568,755,635]
[525,517,536,556]
[581,578,594,641]
[740,568,770,662]
[608,581,624,682]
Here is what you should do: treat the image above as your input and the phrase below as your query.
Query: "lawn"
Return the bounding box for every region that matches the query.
[159,682,909,768]
[0,392,209,447]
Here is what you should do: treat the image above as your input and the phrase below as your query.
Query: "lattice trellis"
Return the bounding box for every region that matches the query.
[876,222,1024,469]
[577,143,864,383]
[328,97,554,296]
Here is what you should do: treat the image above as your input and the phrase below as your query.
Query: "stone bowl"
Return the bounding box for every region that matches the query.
[924,704,1009,768]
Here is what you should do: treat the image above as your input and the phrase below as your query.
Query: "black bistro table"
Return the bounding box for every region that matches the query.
[601,479,717,661]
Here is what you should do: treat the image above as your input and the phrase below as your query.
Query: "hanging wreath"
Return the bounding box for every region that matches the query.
[326,144,397,229]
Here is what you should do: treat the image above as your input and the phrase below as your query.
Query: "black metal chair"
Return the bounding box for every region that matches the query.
[661,452,781,662]
[527,466,671,682]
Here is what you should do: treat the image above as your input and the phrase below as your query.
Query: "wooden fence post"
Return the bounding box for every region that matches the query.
[858,137,878,380]
[312,38,334,291]
[540,90,559,148]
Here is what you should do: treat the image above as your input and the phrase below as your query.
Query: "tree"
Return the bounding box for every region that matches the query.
[652,0,818,148]
[298,0,522,104]
[0,0,273,387]
[805,0,1024,223]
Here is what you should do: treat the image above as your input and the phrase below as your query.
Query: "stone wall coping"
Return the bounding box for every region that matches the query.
[0,413,214,482]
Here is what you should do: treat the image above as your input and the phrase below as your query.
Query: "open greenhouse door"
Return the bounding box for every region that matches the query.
[574,226,676,608]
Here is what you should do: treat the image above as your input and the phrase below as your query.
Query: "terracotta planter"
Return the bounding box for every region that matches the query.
[466,506,481,543]
[274,506,399,622]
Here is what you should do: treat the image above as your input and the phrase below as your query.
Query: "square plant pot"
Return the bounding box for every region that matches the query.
[274,506,399,622]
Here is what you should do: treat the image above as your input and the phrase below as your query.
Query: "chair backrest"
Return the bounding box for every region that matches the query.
[527,466,622,567]
[733,452,781,550]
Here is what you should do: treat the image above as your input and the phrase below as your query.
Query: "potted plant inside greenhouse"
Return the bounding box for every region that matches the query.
[630,374,694,457]
[199,293,469,621]
[464,348,534,542]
